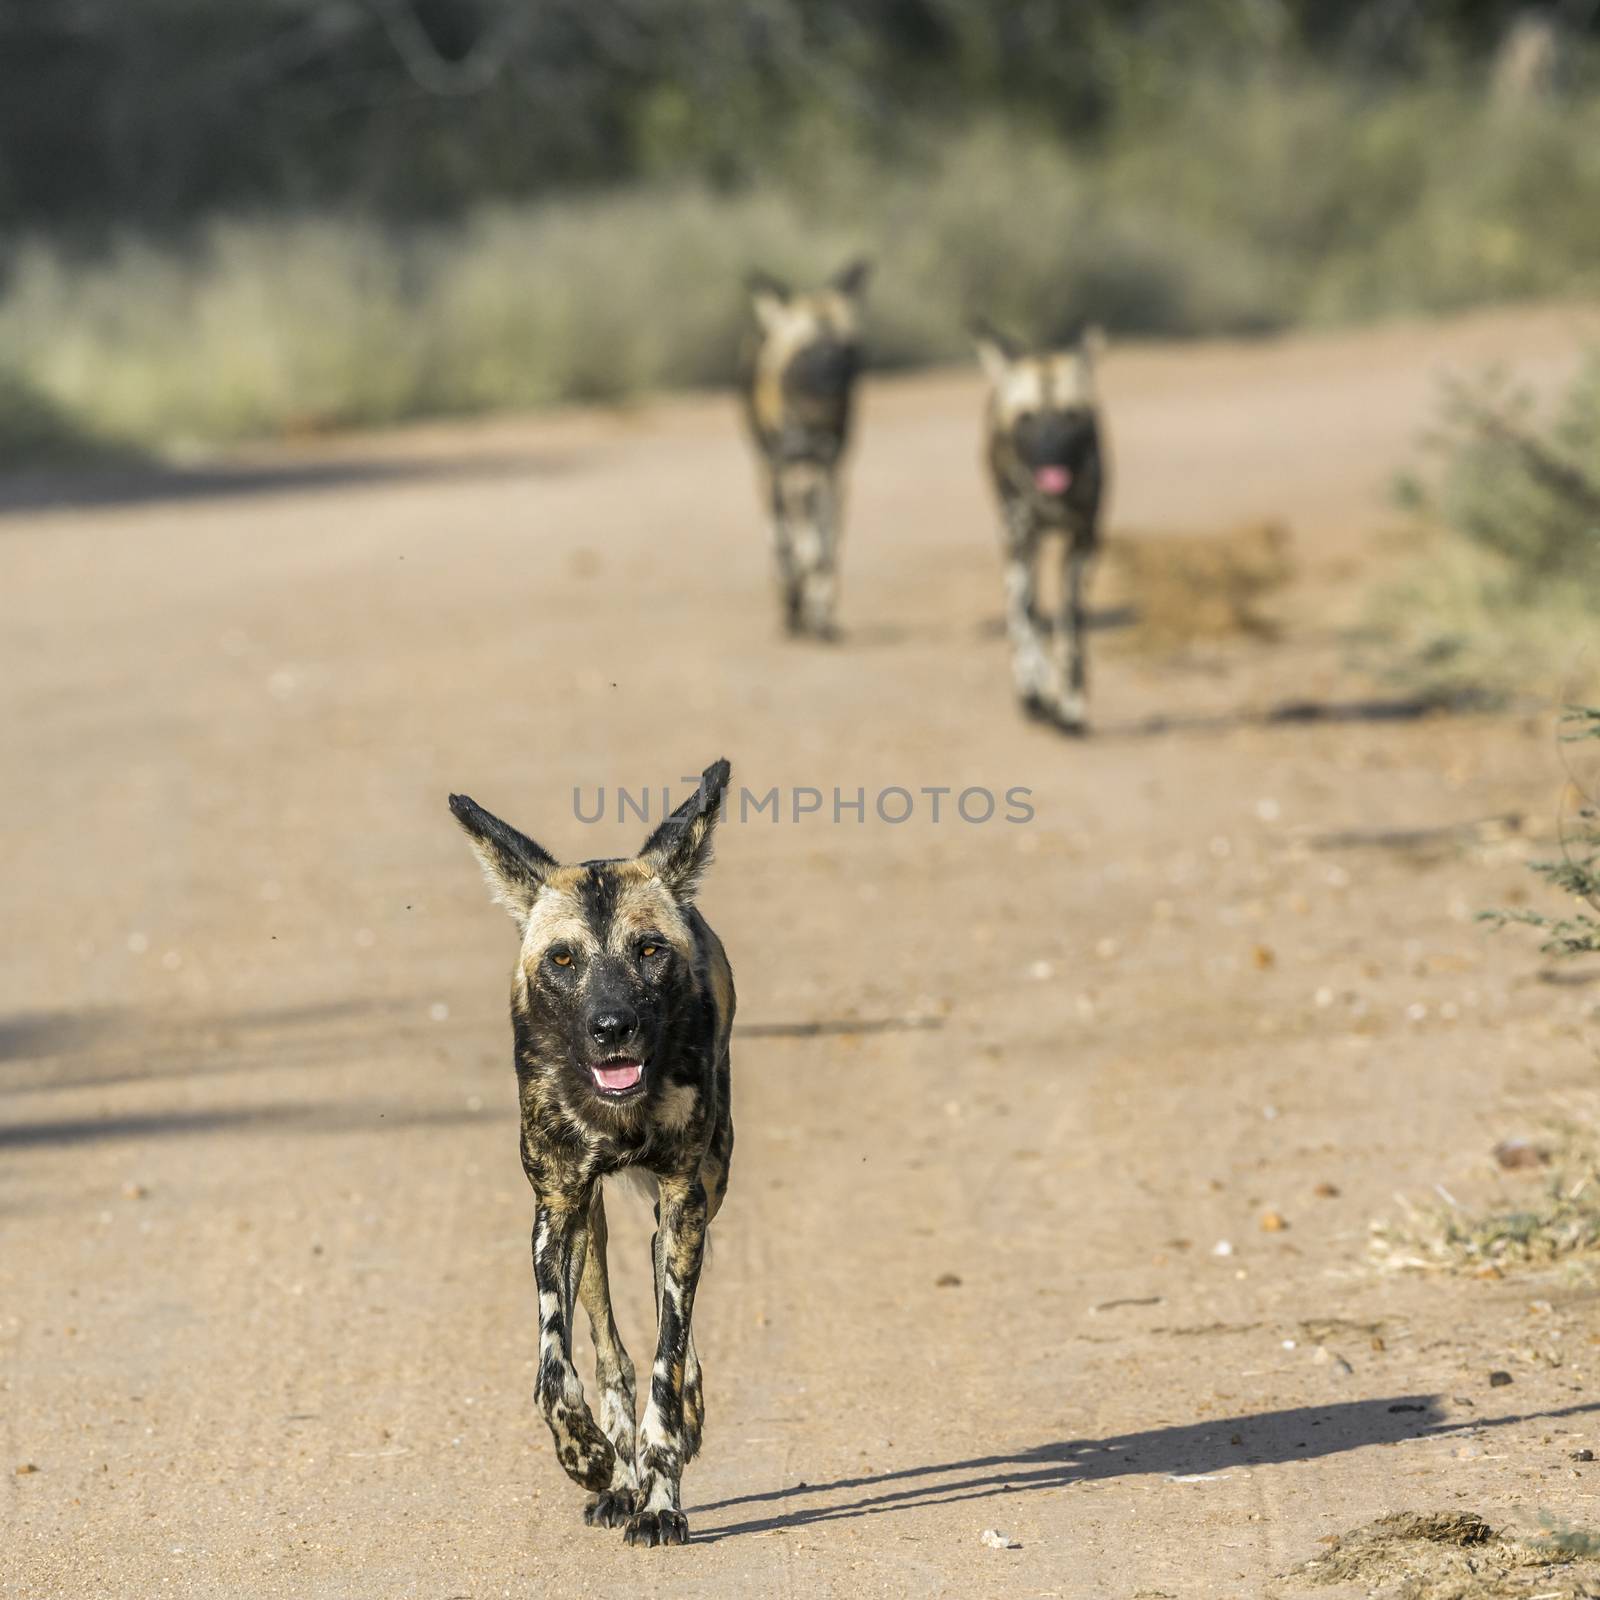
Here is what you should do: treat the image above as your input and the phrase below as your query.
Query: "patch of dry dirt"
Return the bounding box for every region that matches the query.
[1290,1510,1600,1599]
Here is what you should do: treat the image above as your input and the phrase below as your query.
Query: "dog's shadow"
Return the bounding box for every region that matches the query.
[973,606,1137,640]
[1093,691,1496,740]
[688,1394,1600,1542]
[840,606,1137,651]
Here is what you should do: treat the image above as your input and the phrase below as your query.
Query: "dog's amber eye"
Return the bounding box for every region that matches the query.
[550,950,573,967]
[640,944,659,959]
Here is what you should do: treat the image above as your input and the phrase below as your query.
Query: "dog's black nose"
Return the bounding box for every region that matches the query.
[587,1007,638,1049]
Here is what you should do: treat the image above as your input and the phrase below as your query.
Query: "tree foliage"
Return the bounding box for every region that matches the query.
[3,0,1597,230]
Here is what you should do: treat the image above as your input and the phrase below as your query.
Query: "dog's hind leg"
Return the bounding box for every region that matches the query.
[578,1188,638,1528]
[625,1174,709,1547]
[531,1194,617,1496]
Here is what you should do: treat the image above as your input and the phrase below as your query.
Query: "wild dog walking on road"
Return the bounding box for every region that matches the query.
[741,259,871,640]
[447,759,736,1548]
[973,320,1109,733]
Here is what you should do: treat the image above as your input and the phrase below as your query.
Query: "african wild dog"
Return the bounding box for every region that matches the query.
[741,259,871,640]
[972,320,1108,734]
[447,759,736,1548]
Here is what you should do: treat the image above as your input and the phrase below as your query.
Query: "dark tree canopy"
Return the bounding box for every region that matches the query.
[2,0,1595,231]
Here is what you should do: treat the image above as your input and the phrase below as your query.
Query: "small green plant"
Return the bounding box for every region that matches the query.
[1373,1135,1600,1274]
[1481,707,1600,956]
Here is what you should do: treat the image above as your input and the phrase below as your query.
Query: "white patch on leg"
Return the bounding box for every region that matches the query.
[802,569,836,632]
[792,523,824,570]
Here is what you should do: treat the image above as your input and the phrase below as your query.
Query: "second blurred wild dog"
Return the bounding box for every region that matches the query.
[741,260,870,640]
[973,320,1108,733]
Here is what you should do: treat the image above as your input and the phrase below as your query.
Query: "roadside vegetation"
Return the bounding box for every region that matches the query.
[4,2,1600,456]
[1371,713,1600,1280]
[1372,1129,1600,1276]
[1380,358,1600,702]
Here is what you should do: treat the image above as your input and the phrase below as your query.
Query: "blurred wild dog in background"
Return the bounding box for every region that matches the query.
[741,259,871,640]
[446,759,736,1549]
[973,320,1108,734]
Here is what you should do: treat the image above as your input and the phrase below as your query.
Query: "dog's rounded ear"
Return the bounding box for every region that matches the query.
[639,759,731,901]
[448,794,558,928]
[969,316,1022,387]
[831,257,872,297]
[747,269,791,333]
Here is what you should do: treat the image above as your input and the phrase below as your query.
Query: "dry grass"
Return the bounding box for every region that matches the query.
[1379,356,1600,702]
[1371,1128,1600,1276]
[1106,520,1295,649]
[1290,1511,1600,1600]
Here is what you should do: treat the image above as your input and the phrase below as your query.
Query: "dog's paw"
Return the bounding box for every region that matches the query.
[1022,694,1087,736]
[1020,694,1056,729]
[583,1491,633,1529]
[623,1509,689,1548]
[1052,693,1089,736]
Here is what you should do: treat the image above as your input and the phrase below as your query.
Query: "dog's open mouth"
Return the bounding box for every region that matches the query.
[590,1058,645,1096]
[1033,464,1073,495]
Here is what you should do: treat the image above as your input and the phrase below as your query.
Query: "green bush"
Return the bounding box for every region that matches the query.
[1380,354,1600,698]
[0,366,123,466]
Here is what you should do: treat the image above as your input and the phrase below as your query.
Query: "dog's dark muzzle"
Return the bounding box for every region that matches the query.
[769,339,859,465]
[784,338,859,404]
[1014,411,1098,496]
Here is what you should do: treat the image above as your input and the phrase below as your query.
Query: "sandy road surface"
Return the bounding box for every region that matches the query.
[5,303,1600,1599]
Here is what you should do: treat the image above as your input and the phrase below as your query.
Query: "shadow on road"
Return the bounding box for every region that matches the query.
[1099,693,1492,741]
[0,447,569,516]
[0,1099,487,1150]
[689,1396,1600,1541]
[971,606,1139,641]
[0,995,502,1149]
[736,1015,944,1040]
[0,997,419,1091]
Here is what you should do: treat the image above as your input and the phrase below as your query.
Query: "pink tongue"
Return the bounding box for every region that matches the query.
[1034,465,1072,494]
[593,1060,642,1091]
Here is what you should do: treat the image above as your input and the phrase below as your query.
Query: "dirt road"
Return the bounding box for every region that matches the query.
[5,303,1600,1599]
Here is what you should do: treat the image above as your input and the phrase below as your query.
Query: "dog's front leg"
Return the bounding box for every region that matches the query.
[624,1173,707,1548]
[770,466,803,632]
[1002,508,1051,715]
[531,1194,617,1495]
[1054,546,1093,732]
[797,470,841,640]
